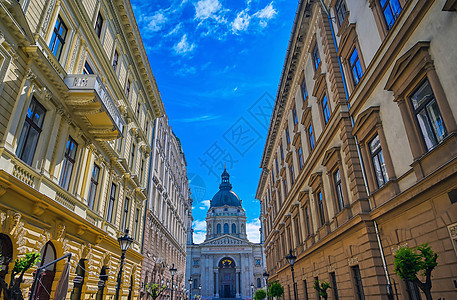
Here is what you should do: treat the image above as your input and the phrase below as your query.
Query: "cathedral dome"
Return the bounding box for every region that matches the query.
[210,169,242,208]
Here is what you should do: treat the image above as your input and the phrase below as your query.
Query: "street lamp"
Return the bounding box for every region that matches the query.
[115,229,134,300]
[170,264,177,300]
[285,249,297,300]
[250,282,254,299]
[263,272,269,300]
[188,277,193,300]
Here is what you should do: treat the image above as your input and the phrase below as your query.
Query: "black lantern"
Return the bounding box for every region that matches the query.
[115,229,134,300]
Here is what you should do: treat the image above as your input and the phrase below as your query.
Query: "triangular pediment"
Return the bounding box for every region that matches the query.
[201,235,252,246]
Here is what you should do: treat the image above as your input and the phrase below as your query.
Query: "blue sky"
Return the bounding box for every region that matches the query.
[131,0,297,243]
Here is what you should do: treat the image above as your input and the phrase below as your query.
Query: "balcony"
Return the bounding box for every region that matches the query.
[64,74,124,140]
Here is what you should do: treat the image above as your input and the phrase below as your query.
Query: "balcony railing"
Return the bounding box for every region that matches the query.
[64,74,125,139]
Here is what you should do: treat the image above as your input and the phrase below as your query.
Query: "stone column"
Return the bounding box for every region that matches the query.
[215,271,219,297]
[236,270,240,298]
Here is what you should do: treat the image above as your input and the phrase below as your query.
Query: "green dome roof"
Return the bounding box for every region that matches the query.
[210,169,242,208]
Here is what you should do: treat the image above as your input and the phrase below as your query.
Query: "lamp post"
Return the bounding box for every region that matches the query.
[115,229,134,300]
[170,264,177,300]
[198,283,202,299]
[250,282,254,299]
[263,272,269,300]
[286,249,297,300]
[188,277,193,300]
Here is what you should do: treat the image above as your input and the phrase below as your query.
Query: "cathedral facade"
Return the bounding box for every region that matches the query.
[186,169,266,300]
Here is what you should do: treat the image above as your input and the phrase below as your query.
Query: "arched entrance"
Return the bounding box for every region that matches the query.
[32,241,57,300]
[0,234,14,297]
[218,257,236,298]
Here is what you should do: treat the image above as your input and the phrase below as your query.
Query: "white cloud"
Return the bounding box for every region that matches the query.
[146,11,168,32]
[231,10,251,34]
[165,23,182,37]
[200,199,211,209]
[194,0,223,21]
[173,34,196,55]
[254,1,277,28]
[246,218,261,243]
[193,231,206,244]
[193,219,207,244]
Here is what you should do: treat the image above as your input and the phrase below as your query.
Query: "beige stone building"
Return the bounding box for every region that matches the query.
[141,115,190,299]
[0,0,163,298]
[256,0,457,299]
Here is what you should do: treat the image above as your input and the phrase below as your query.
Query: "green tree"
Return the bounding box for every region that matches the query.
[394,243,438,300]
[0,252,40,300]
[254,289,267,300]
[313,279,331,300]
[269,281,284,299]
[144,283,167,300]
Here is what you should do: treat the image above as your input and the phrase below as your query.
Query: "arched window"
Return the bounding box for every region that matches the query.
[257,278,262,288]
[33,241,57,300]
[232,224,236,234]
[217,224,221,234]
[224,223,229,234]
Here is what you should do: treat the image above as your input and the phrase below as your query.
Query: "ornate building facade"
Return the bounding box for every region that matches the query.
[0,0,163,298]
[186,169,266,300]
[256,0,457,299]
[141,115,190,299]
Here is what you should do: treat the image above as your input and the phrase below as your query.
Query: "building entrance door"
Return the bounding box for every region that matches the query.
[218,257,236,298]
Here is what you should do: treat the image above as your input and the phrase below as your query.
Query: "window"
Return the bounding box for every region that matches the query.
[312,44,321,71]
[335,0,348,27]
[294,217,301,245]
[301,77,308,100]
[349,48,363,86]
[130,143,136,170]
[410,79,446,150]
[317,191,325,226]
[369,134,388,188]
[284,179,288,198]
[224,223,229,234]
[217,224,221,234]
[280,143,284,161]
[136,101,141,118]
[330,272,339,300]
[308,124,315,150]
[275,157,280,174]
[133,208,140,239]
[315,277,321,300]
[255,259,261,266]
[83,62,94,74]
[322,94,331,124]
[334,169,344,212]
[16,97,46,165]
[122,197,130,231]
[352,266,365,300]
[232,223,236,234]
[193,278,199,289]
[106,183,116,222]
[95,12,103,37]
[380,0,402,30]
[193,259,199,266]
[303,280,309,300]
[126,79,131,99]
[289,166,294,185]
[257,278,262,288]
[140,159,145,182]
[297,146,304,169]
[49,15,67,61]
[117,138,123,152]
[87,164,100,210]
[113,50,119,72]
[60,137,78,190]
[292,105,298,126]
[305,206,311,237]
[286,125,290,144]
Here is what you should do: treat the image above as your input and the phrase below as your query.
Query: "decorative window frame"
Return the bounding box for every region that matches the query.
[299,190,314,241]
[385,42,457,166]
[337,23,366,94]
[352,107,399,206]
[301,106,315,154]
[312,73,332,128]
[309,172,329,229]
[368,0,408,39]
[309,35,322,77]
[443,0,457,11]
[330,0,350,35]
[45,9,75,66]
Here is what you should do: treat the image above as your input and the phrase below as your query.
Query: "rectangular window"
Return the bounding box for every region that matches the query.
[255,259,261,265]
[317,191,325,226]
[335,0,348,27]
[334,169,344,212]
[286,125,290,144]
[16,97,46,165]
[275,157,280,175]
[297,146,304,169]
[133,208,140,239]
[350,48,363,86]
[410,79,446,150]
[301,77,308,100]
[315,277,321,300]
[140,159,145,182]
[113,50,119,72]
[308,124,315,150]
[87,164,100,210]
[292,105,298,126]
[352,266,365,300]
[126,79,131,99]
[322,94,331,124]
[280,143,284,161]
[193,259,199,266]
[305,206,311,237]
[83,62,94,75]
[95,12,103,37]
[49,15,67,61]
[330,272,339,300]
[284,179,288,198]
[59,137,78,190]
[106,183,116,222]
[294,217,301,245]
[136,101,141,118]
[303,280,309,300]
[380,0,402,30]
[312,44,321,71]
[130,143,136,170]
[122,197,130,231]
[289,166,294,185]
[369,134,388,188]
[117,138,123,152]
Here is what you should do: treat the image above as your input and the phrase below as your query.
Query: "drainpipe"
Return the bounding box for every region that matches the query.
[317,1,393,299]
